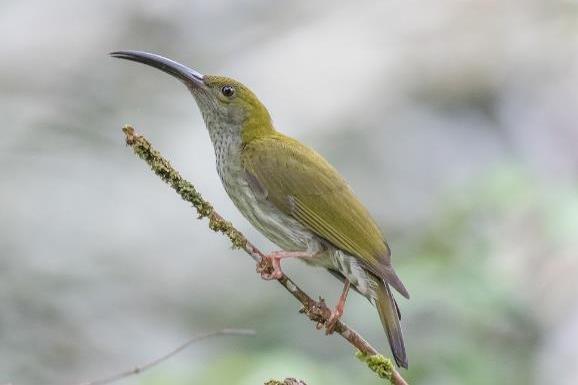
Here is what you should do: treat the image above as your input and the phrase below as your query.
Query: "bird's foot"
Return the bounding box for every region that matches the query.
[325,279,351,335]
[325,308,344,335]
[256,253,284,280]
[256,250,315,280]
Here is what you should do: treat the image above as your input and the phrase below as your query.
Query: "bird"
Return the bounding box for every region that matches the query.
[111,50,410,368]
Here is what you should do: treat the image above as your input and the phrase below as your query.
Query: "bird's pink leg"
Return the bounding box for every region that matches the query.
[257,250,315,280]
[325,279,351,335]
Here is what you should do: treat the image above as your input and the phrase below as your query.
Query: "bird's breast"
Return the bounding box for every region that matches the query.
[213,136,319,254]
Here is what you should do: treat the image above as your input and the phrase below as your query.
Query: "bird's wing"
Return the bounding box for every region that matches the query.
[242,134,409,298]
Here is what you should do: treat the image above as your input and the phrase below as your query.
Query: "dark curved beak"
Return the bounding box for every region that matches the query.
[110,50,205,88]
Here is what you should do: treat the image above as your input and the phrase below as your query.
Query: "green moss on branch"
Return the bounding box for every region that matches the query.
[264,379,306,385]
[355,351,397,384]
[122,125,247,249]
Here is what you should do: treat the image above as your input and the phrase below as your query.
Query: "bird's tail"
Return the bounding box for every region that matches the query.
[375,280,408,368]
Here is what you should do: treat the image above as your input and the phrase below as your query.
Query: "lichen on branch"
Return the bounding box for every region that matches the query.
[122,125,244,247]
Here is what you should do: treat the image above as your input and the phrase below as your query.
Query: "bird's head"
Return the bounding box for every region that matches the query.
[111,50,273,144]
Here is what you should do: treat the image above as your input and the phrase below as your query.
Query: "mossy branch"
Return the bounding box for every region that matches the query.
[264,379,307,385]
[356,351,408,385]
[122,125,409,385]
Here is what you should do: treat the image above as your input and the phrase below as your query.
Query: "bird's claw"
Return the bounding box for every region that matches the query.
[256,255,283,280]
[261,269,283,280]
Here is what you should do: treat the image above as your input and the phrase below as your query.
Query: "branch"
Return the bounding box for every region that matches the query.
[122,125,409,385]
[77,329,255,385]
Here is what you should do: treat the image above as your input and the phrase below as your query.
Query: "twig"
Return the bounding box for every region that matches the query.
[76,328,255,385]
[122,125,409,385]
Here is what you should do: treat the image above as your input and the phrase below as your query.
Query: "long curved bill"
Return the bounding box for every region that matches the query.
[110,50,205,88]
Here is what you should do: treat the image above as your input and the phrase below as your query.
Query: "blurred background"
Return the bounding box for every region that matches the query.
[1,0,577,384]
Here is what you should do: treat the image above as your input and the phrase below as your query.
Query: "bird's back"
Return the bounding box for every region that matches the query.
[241,133,408,299]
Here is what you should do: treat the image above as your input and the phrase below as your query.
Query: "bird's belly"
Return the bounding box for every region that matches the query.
[218,161,376,299]
[221,172,321,254]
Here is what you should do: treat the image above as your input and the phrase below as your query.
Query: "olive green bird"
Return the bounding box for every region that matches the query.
[111,51,410,368]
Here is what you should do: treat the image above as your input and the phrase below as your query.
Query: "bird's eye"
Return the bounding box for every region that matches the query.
[221,86,235,97]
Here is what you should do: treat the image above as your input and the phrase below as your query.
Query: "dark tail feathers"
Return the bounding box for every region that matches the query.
[382,266,410,299]
[376,280,408,368]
